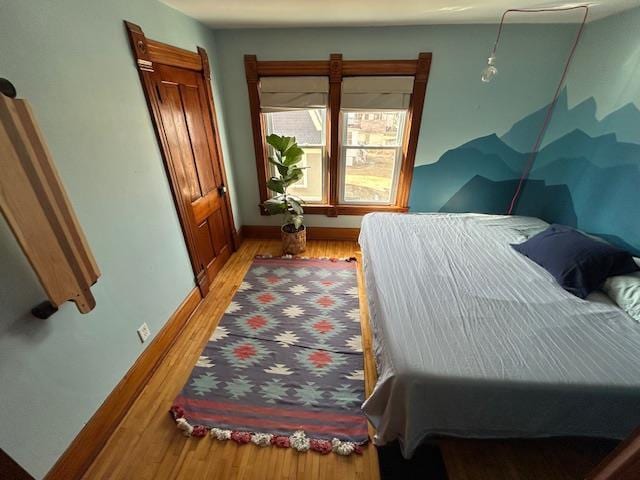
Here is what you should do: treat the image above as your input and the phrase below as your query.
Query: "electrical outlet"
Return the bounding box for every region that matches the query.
[137,323,151,343]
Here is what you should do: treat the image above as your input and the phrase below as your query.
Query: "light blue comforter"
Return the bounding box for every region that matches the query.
[360,213,640,458]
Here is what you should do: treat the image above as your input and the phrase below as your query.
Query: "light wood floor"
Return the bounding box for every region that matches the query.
[84,239,616,480]
[84,239,379,480]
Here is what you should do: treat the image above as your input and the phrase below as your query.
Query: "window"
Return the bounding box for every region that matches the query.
[245,53,431,216]
[265,109,326,203]
[340,111,407,204]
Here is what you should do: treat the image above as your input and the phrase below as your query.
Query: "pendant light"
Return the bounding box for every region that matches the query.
[481,6,589,84]
[481,54,498,83]
[479,5,590,215]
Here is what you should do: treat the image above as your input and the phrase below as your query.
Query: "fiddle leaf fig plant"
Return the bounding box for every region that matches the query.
[262,134,305,231]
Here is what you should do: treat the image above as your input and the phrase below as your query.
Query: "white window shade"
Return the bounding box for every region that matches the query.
[341,76,414,110]
[259,76,329,112]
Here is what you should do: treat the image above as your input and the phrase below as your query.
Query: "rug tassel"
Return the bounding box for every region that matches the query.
[176,417,194,437]
[289,430,310,452]
[331,438,363,455]
[210,427,232,441]
[172,405,207,438]
[251,432,273,447]
[203,423,365,455]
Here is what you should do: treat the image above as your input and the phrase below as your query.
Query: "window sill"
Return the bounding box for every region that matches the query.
[258,204,409,216]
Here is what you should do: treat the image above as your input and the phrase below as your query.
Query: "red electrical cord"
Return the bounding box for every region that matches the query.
[499,5,590,215]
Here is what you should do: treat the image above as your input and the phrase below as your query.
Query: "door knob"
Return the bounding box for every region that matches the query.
[217,184,227,196]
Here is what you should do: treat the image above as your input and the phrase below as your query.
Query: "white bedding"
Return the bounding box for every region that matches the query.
[359,213,640,458]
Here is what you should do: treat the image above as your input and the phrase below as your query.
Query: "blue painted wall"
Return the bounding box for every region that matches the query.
[523,7,640,255]
[0,1,237,477]
[410,8,640,255]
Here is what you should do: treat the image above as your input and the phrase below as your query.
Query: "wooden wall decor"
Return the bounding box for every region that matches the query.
[244,53,432,217]
[0,86,100,318]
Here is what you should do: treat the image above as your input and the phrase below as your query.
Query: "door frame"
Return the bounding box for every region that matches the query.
[124,21,238,296]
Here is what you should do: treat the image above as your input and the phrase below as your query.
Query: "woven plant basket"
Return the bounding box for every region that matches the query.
[281,225,306,254]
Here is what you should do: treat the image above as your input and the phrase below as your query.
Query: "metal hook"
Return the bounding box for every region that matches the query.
[32,301,58,319]
[0,78,17,98]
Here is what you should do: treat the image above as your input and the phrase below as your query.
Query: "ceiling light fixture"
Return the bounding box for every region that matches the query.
[481,5,590,84]
[481,54,497,83]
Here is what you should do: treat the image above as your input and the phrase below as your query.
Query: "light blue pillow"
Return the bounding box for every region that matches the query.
[603,259,640,322]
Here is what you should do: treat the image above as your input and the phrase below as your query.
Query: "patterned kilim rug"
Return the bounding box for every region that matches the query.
[170,255,368,455]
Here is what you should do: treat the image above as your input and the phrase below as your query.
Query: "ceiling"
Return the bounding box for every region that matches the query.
[161,0,639,28]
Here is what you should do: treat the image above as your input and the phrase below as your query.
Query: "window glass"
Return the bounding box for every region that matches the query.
[265,109,326,203]
[343,111,405,146]
[341,111,406,204]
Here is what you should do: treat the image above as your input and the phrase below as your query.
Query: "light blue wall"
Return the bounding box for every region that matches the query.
[559,7,640,130]
[0,0,237,477]
[406,8,639,254]
[213,23,576,227]
[2,3,636,476]
[517,8,640,254]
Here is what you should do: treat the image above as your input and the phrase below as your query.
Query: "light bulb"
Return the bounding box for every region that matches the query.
[481,54,497,83]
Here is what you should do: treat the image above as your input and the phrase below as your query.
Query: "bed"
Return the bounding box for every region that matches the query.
[359,212,640,458]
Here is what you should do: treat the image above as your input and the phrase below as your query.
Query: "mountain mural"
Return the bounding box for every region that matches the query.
[409,90,640,255]
[409,134,524,213]
[501,88,640,151]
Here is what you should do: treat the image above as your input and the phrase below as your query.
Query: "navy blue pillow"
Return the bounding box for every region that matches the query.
[511,224,639,298]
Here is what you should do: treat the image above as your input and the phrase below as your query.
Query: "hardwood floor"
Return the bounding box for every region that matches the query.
[83,238,617,480]
[83,239,379,480]
[440,437,617,480]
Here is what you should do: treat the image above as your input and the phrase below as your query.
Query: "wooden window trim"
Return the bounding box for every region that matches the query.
[244,52,432,217]
[327,54,342,216]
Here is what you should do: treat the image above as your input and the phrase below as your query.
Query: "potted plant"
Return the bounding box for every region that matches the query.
[262,134,307,254]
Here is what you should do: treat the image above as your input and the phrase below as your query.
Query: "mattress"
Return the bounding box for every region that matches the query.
[359,213,640,458]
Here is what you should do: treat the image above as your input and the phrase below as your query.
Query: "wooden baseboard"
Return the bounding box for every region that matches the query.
[234,227,244,247]
[45,287,202,480]
[241,225,360,242]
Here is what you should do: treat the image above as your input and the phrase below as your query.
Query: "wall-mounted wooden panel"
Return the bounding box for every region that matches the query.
[0,93,100,314]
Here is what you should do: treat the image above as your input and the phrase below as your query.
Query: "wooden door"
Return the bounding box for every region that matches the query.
[125,22,236,296]
[154,64,233,292]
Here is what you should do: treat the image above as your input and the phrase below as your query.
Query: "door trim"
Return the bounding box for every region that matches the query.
[124,21,237,296]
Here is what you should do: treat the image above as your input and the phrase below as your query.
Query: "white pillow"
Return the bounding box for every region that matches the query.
[603,257,640,322]
[585,290,616,306]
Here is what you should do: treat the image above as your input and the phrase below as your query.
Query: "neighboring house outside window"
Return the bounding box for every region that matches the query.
[341,111,407,204]
[265,109,326,203]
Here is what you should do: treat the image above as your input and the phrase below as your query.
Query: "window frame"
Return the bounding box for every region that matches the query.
[244,53,432,217]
